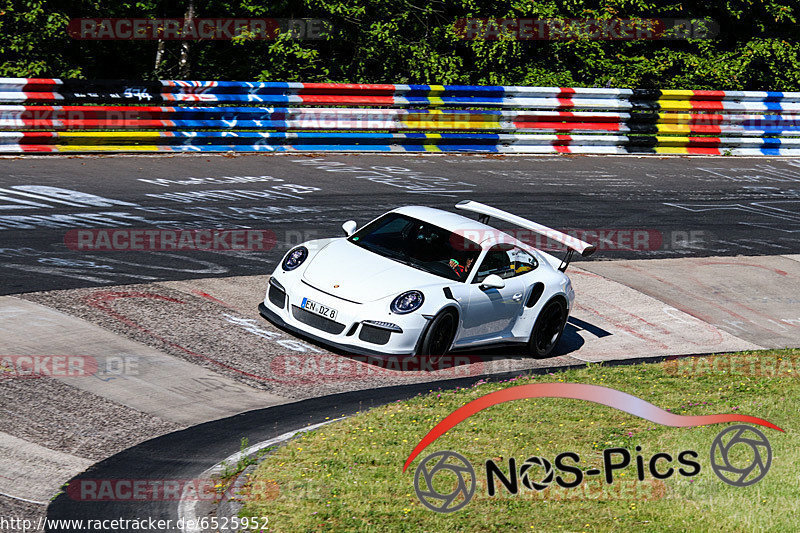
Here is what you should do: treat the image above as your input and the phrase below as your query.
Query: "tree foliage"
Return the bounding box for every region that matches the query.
[1,0,799,89]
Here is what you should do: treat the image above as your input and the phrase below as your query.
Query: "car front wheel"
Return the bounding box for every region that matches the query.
[417,311,457,364]
[527,298,568,358]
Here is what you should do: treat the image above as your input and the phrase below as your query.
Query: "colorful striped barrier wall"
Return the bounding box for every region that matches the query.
[1,78,798,155]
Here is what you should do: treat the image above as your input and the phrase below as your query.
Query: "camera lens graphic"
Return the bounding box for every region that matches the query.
[413,451,476,513]
[710,425,772,487]
[519,456,555,491]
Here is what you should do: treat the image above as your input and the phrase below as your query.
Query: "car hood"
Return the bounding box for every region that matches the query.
[302,239,443,303]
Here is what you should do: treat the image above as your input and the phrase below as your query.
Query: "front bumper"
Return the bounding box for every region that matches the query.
[259,302,394,356]
[260,276,430,356]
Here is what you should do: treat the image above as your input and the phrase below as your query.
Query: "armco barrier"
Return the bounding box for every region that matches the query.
[1,78,799,155]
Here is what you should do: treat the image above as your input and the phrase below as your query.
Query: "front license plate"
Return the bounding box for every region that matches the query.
[301,297,338,321]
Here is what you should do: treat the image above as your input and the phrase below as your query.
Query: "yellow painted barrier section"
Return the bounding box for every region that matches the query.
[658,90,696,99]
[401,110,500,130]
[654,135,695,146]
[422,133,442,152]
[54,144,166,151]
[59,131,165,145]
[657,112,699,124]
[657,99,694,111]
[653,146,693,154]
[656,123,693,134]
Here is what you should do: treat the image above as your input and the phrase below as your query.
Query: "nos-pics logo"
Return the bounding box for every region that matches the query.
[404,383,781,513]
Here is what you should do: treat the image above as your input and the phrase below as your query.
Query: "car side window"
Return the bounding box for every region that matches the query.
[473,245,538,283]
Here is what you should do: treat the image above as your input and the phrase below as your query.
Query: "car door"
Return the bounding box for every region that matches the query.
[455,245,528,343]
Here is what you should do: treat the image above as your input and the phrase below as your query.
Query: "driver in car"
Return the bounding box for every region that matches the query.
[448,257,474,280]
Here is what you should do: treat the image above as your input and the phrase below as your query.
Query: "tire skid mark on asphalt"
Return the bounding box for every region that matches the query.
[572,268,726,347]
[697,260,791,277]
[570,269,676,349]
[617,264,754,325]
[572,301,670,350]
[623,262,797,336]
[598,300,672,336]
[599,298,726,348]
[686,262,799,327]
[686,271,791,328]
[190,289,235,309]
[659,307,726,345]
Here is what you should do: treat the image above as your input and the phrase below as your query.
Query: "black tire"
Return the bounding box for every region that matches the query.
[527,298,568,358]
[417,311,457,364]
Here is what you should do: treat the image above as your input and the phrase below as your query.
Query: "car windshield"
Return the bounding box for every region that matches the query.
[348,213,482,282]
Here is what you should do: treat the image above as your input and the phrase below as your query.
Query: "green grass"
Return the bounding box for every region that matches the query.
[240,349,800,532]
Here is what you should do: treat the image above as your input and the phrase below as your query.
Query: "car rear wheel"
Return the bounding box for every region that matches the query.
[417,311,457,365]
[527,298,568,358]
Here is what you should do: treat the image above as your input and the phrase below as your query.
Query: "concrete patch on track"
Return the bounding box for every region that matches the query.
[0,296,287,424]
[580,255,800,348]
[564,267,760,362]
[0,432,92,504]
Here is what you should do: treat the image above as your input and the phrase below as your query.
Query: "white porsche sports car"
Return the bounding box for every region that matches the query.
[259,200,595,359]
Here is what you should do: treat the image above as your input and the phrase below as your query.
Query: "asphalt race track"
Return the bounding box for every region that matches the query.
[0,154,799,532]
[1,154,800,294]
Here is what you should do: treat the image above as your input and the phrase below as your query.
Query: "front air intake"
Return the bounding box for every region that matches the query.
[358,324,392,345]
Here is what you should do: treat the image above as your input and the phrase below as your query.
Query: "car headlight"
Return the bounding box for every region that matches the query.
[390,290,424,314]
[282,246,308,271]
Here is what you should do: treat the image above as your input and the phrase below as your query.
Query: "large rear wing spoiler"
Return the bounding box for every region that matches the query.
[455,200,596,271]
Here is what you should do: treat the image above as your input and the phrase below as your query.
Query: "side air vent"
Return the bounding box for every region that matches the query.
[526,282,545,308]
[443,287,455,300]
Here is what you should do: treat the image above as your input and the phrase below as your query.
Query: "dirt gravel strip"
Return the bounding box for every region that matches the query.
[0,496,46,533]
[0,374,181,531]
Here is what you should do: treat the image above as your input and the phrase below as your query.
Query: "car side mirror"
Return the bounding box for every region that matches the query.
[480,274,505,290]
[342,220,357,237]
